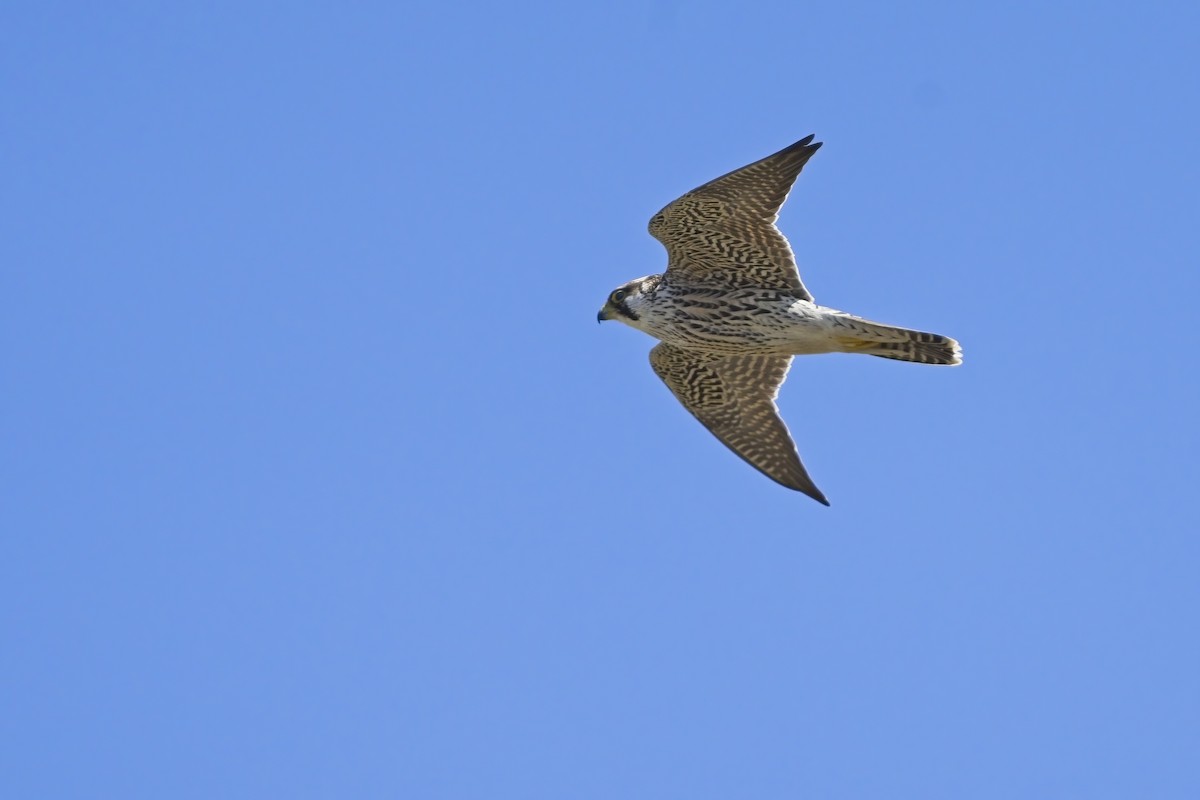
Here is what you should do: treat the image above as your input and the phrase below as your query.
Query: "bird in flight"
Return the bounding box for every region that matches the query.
[598,135,961,505]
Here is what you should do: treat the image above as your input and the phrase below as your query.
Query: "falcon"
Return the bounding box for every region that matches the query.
[597,135,961,505]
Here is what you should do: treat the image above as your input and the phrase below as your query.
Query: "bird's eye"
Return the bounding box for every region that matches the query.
[612,289,628,303]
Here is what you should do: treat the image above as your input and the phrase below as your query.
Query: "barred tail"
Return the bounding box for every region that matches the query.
[865,332,962,365]
[834,321,962,365]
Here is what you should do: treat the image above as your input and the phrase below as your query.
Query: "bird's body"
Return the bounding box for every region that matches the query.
[614,279,939,358]
[598,135,961,504]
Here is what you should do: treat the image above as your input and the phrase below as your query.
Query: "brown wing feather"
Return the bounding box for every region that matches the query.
[649,343,829,505]
[648,136,821,299]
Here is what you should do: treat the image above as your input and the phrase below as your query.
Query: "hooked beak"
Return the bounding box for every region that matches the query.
[597,304,612,323]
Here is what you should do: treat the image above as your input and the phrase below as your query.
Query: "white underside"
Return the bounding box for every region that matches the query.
[627,297,865,356]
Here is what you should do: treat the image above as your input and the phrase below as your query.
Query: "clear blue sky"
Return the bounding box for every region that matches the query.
[4,1,1198,797]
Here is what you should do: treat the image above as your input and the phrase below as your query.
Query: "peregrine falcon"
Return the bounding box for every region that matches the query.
[598,135,961,505]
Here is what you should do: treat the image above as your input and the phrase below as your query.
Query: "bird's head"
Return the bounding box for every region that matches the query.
[597,275,661,329]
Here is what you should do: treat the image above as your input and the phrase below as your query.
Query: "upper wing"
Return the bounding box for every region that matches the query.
[649,343,829,505]
[647,135,821,300]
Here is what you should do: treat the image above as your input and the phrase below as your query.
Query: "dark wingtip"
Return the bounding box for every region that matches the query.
[804,487,831,506]
[786,479,830,506]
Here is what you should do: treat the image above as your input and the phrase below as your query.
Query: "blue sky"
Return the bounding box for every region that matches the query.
[4,1,1198,797]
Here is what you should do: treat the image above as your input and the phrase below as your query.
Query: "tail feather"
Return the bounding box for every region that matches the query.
[866,332,961,365]
[834,321,962,365]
